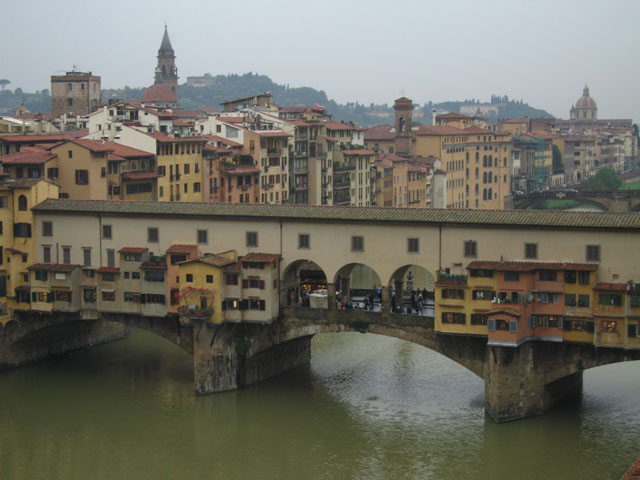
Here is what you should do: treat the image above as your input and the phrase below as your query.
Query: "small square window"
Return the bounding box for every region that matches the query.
[186,274,193,283]
[298,233,310,249]
[197,229,208,244]
[102,225,112,240]
[407,237,419,253]
[206,275,213,284]
[463,240,477,258]
[246,231,258,247]
[524,243,537,259]
[351,235,364,252]
[586,245,600,262]
[148,227,159,243]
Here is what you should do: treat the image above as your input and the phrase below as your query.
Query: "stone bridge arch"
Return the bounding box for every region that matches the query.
[388,264,436,313]
[280,259,328,307]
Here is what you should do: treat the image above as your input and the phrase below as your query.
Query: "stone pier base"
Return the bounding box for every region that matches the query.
[484,342,584,423]
[193,322,312,395]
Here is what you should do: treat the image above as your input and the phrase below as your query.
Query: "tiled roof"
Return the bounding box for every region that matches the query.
[141,84,177,103]
[97,267,120,273]
[28,263,80,272]
[118,247,148,253]
[201,135,242,147]
[166,244,198,254]
[364,125,395,140]
[180,254,236,267]
[222,167,260,176]
[253,130,291,137]
[324,121,354,131]
[467,261,599,272]
[0,149,56,165]
[32,199,640,231]
[343,149,375,156]
[0,178,50,189]
[436,112,472,120]
[593,282,626,291]
[241,252,280,263]
[140,262,166,270]
[0,134,69,144]
[55,139,114,153]
[107,143,154,158]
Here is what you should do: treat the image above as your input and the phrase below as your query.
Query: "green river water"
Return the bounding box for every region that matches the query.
[0,329,638,480]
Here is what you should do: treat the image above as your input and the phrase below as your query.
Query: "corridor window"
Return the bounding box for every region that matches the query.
[586,245,600,262]
[246,231,258,247]
[524,243,537,259]
[148,227,159,243]
[463,240,476,258]
[197,229,208,244]
[351,235,364,252]
[407,238,419,253]
[298,233,310,250]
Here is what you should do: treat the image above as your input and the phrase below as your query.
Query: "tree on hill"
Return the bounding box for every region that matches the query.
[0,79,10,91]
[584,167,622,190]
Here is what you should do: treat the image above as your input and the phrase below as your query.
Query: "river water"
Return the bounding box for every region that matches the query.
[0,329,638,480]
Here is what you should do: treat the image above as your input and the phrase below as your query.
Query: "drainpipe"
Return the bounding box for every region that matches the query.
[438,224,442,271]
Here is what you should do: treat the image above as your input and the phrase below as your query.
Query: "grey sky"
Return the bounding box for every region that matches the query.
[4,0,639,121]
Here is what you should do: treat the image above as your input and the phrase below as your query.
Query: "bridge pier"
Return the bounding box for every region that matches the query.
[483,342,584,423]
[192,321,312,395]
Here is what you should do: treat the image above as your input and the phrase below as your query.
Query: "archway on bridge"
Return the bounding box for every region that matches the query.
[388,265,435,315]
[281,259,328,308]
[333,263,381,311]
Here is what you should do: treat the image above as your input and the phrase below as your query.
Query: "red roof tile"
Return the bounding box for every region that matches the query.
[467,261,598,272]
[593,282,626,291]
[141,84,177,103]
[97,267,120,273]
[180,254,236,267]
[343,149,375,156]
[241,252,280,263]
[166,244,198,254]
[364,125,395,140]
[253,130,291,137]
[0,149,56,165]
[118,247,149,254]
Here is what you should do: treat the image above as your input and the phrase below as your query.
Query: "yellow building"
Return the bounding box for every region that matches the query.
[150,132,206,202]
[48,139,112,199]
[0,177,59,323]
[414,126,511,209]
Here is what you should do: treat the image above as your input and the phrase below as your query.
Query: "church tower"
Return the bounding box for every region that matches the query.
[154,26,178,94]
[394,97,413,155]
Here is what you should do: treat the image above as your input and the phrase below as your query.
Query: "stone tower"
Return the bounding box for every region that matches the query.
[394,97,413,155]
[154,26,178,94]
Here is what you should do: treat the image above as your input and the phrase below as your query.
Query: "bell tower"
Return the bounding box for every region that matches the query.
[394,97,413,155]
[154,25,178,94]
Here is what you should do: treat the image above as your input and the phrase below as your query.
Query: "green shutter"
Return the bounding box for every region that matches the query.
[46,292,52,303]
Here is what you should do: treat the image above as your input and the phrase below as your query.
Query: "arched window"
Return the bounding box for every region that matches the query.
[488,155,492,166]
[489,188,493,200]
[483,155,487,167]
[466,152,469,164]
[483,172,487,184]
[488,172,492,183]
[475,167,479,179]
[466,168,469,179]
[475,184,479,194]
[18,195,27,211]
[483,189,487,200]
[475,152,479,163]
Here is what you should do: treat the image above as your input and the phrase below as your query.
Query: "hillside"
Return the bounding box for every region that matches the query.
[0,73,553,126]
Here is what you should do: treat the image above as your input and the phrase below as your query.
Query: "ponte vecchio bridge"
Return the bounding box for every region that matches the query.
[1,199,639,422]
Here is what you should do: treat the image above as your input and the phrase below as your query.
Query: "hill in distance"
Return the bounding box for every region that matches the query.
[1,72,552,126]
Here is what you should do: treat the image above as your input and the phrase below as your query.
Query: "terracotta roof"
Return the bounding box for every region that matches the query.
[0,134,69,144]
[343,149,375,156]
[33,199,640,231]
[467,261,598,272]
[118,247,148,254]
[416,125,510,137]
[222,167,260,176]
[121,171,161,180]
[180,254,236,267]
[219,117,244,124]
[140,262,166,270]
[173,120,193,127]
[0,178,50,189]
[166,244,198,254]
[593,282,626,291]
[204,145,235,155]
[141,84,177,103]
[97,267,120,273]
[288,120,325,127]
[51,139,114,153]
[253,130,291,138]
[436,112,472,120]
[364,125,395,140]
[107,143,154,158]
[28,263,80,272]
[201,135,242,148]
[324,121,354,131]
[241,252,280,263]
[0,149,56,165]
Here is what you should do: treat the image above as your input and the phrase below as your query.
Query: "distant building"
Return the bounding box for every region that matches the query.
[570,85,597,121]
[186,74,216,88]
[141,26,178,107]
[50,71,102,118]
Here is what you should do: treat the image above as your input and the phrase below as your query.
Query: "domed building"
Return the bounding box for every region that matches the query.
[141,84,177,108]
[570,85,597,120]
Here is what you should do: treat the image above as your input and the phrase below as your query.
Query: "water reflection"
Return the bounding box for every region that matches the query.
[0,329,637,479]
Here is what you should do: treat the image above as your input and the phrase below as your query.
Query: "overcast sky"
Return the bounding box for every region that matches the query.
[3,0,639,121]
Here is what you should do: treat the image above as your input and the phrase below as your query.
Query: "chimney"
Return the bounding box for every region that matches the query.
[432,109,437,126]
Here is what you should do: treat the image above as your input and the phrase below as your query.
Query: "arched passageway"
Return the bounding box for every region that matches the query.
[388,265,435,315]
[281,259,328,308]
[334,263,381,311]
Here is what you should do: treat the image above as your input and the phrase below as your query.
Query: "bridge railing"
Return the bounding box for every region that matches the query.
[282,306,434,329]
